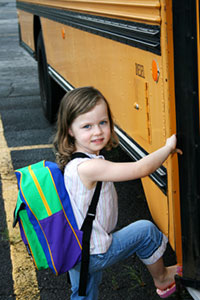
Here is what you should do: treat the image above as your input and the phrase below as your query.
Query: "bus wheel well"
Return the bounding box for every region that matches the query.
[33,16,41,60]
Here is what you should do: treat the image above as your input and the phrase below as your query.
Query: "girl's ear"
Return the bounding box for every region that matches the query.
[68,127,74,137]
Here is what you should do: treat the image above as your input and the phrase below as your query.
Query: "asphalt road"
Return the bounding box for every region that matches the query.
[0,1,194,299]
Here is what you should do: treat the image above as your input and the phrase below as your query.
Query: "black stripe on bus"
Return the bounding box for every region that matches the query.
[16,1,161,55]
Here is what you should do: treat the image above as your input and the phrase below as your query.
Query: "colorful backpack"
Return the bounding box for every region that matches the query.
[13,153,102,296]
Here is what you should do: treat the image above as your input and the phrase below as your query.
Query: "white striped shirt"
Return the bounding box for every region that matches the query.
[64,153,118,254]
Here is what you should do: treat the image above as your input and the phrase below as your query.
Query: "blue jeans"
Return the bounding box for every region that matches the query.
[69,220,167,300]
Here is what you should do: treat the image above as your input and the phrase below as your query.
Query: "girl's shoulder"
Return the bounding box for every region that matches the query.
[79,153,105,160]
[64,153,105,171]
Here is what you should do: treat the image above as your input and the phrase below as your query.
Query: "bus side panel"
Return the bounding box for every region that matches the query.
[41,18,165,150]
[159,0,182,257]
[41,17,169,236]
[18,9,35,52]
[142,177,168,237]
[18,0,161,25]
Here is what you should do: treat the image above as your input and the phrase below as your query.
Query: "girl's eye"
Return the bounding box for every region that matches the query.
[100,120,107,125]
[83,124,91,129]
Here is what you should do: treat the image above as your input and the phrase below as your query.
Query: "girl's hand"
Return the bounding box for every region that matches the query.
[166,134,183,155]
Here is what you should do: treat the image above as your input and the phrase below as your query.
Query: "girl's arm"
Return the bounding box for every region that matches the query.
[78,134,182,184]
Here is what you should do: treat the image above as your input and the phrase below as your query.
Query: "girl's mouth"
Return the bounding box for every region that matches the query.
[92,138,104,144]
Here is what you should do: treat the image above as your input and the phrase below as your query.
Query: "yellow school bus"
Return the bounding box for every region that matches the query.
[16,0,200,297]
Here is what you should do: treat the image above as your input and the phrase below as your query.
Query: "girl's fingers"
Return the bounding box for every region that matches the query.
[176,149,183,155]
[171,148,183,155]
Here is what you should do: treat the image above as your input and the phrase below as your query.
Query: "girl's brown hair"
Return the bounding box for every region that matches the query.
[53,86,119,171]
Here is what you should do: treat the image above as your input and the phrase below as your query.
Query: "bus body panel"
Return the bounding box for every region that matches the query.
[41,15,172,242]
[41,18,164,149]
[18,9,35,51]
[17,0,161,25]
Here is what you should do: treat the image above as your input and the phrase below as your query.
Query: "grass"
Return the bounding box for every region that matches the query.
[123,265,146,290]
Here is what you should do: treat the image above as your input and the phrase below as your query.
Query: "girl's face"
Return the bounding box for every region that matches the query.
[69,99,111,155]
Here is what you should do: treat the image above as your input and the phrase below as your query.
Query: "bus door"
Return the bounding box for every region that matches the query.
[173,0,200,294]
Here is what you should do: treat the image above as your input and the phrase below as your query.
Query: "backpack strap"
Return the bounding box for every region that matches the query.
[71,152,90,160]
[71,152,102,296]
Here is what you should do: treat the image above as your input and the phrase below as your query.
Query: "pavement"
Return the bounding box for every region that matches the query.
[0,1,194,299]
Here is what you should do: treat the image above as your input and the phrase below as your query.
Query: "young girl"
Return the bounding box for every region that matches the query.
[53,86,182,300]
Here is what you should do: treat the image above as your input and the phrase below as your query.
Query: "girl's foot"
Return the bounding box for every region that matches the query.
[156,265,182,298]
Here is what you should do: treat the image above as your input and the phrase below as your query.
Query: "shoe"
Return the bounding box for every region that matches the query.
[156,282,176,298]
[156,265,182,298]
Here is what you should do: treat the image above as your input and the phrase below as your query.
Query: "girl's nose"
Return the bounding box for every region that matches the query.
[94,125,102,135]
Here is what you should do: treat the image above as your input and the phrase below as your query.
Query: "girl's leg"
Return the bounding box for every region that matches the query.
[69,262,102,300]
[89,220,168,274]
[146,258,178,290]
[89,220,178,291]
[69,220,177,299]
